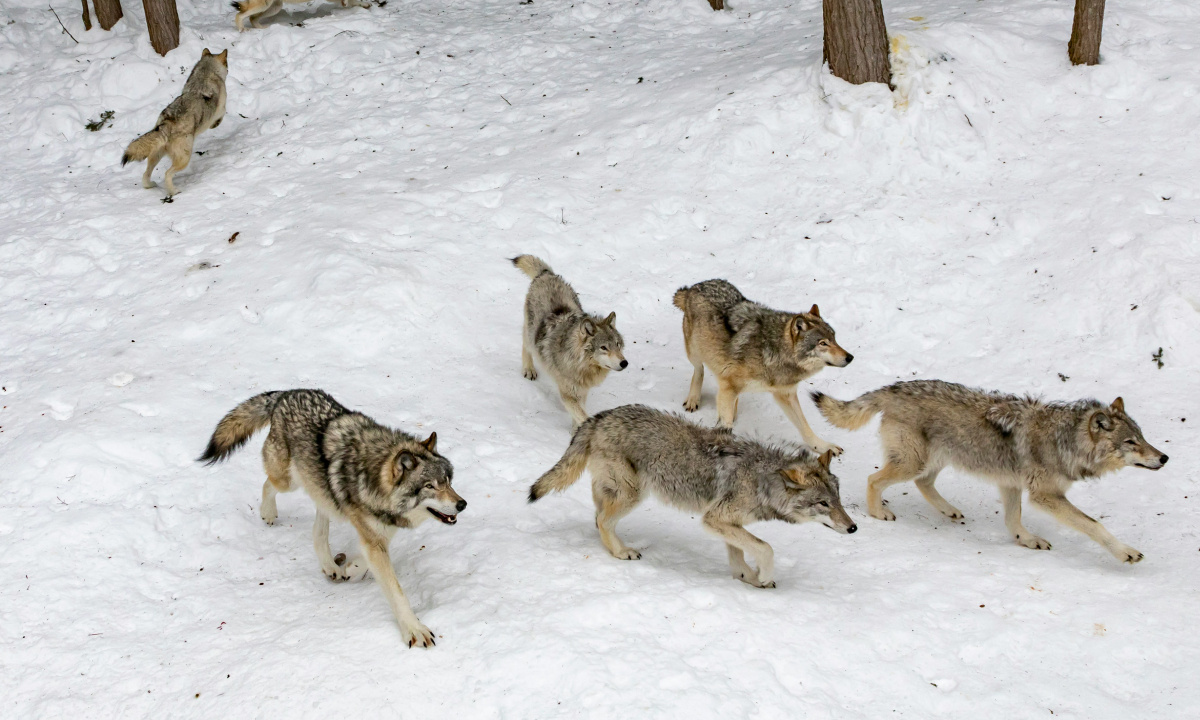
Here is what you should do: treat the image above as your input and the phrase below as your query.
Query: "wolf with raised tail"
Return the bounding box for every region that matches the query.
[513,254,627,428]
[122,49,227,199]
[673,279,853,455]
[199,389,466,647]
[232,0,370,32]
[528,404,856,588]
[811,380,1168,563]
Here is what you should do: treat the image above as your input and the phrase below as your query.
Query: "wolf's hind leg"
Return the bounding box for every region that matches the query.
[313,511,348,581]
[683,361,704,412]
[521,336,537,380]
[559,388,589,428]
[162,138,193,197]
[591,461,642,560]
[1000,486,1049,550]
[725,544,759,585]
[866,460,921,521]
[914,468,962,520]
[251,0,283,27]
[1029,492,1142,563]
[715,379,740,428]
[141,148,165,188]
[704,517,774,587]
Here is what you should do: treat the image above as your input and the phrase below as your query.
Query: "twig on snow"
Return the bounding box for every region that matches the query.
[50,6,79,43]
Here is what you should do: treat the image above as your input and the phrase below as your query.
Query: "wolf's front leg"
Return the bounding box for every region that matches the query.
[725,544,759,586]
[559,388,589,428]
[683,361,704,412]
[703,516,774,588]
[521,336,537,380]
[313,512,350,581]
[715,379,740,428]
[351,519,435,647]
[773,390,842,456]
[1000,486,1050,550]
[1029,492,1141,563]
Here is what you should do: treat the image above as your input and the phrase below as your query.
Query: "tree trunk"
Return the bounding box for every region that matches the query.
[143,0,180,56]
[1068,0,1105,66]
[708,0,723,10]
[81,0,92,31]
[822,0,891,86]
[93,0,122,30]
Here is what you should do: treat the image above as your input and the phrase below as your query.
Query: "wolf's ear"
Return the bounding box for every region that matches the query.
[818,450,833,468]
[790,315,812,340]
[202,48,211,57]
[809,304,821,318]
[602,311,616,326]
[399,452,418,471]
[1111,397,1125,414]
[421,432,437,452]
[1090,411,1113,434]
[779,468,806,488]
[217,49,228,65]
[582,319,597,336]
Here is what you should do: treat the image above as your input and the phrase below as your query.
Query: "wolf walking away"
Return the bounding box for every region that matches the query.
[812,380,1168,563]
[122,49,228,199]
[232,0,370,31]
[513,254,627,428]
[199,389,467,647]
[528,405,856,587]
[673,279,853,455]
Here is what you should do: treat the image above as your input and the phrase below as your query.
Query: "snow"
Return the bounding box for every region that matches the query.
[2,0,1199,716]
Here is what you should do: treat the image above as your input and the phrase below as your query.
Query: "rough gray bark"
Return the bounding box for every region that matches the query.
[143,0,180,56]
[822,0,891,86]
[1069,0,1105,66]
[93,0,122,30]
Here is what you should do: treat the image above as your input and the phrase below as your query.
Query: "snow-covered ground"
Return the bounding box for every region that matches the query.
[2,0,1198,716]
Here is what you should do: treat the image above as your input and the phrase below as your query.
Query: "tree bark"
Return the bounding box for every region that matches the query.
[143,0,180,56]
[822,0,891,86]
[81,0,92,31]
[93,0,122,30]
[708,0,723,10]
[1068,0,1105,66]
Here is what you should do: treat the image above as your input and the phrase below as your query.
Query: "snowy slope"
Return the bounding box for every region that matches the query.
[1,0,1198,716]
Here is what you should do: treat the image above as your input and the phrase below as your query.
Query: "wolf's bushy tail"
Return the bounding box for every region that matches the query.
[230,0,247,11]
[121,127,167,166]
[810,390,882,430]
[672,286,691,312]
[199,391,281,465]
[528,418,596,502]
[512,254,552,279]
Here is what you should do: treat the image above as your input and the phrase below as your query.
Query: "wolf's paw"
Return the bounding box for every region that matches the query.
[611,547,641,560]
[142,179,157,189]
[523,367,537,381]
[870,505,896,521]
[811,440,843,457]
[735,570,774,588]
[940,507,965,520]
[260,509,277,525]
[683,397,700,412]
[1113,545,1143,564]
[402,622,436,649]
[1016,534,1051,551]
[339,555,370,581]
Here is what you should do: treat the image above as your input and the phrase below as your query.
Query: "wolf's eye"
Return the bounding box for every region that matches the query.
[817,501,829,508]
[600,345,608,352]
[1124,439,1138,446]
[818,340,829,347]
[424,483,435,490]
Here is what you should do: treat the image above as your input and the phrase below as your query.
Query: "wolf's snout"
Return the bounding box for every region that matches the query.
[846,523,857,534]
[844,353,854,365]
[619,360,629,370]
[1160,454,1169,465]
[456,499,468,512]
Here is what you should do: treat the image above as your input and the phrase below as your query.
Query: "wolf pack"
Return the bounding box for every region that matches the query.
[121,30,1169,650]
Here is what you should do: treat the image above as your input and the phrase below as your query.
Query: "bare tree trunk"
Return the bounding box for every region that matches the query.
[93,0,122,30]
[143,0,180,56]
[1068,0,1105,66]
[81,0,92,30]
[708,0,723,10]
[822,0,891,86]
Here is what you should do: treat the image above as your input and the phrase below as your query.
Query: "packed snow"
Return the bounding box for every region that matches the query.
[2,0,1198,716]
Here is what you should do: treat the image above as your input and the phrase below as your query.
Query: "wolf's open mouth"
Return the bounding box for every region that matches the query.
[428,508,458,525]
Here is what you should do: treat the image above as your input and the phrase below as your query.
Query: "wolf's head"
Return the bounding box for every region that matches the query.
[787,305,852,369]
[1084,397,1168,473]
[201,48,230,77]
[772,450,856,533]
[583,312,627,372]
[382,432,467,526]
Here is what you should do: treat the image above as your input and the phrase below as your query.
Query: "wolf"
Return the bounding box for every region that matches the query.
[673,279,853,455]
[121,49,228,199]
[513,255,627,428]
[811,380,1169,563]
[199,389,467,647]
[528,405,856,587]
[232,0,370,31]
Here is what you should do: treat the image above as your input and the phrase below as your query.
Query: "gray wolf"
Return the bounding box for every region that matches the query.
[812,380,1168,563]
[199,389,467,647]
[673,279,853,455]
[513,255,627,428]
[121,49,228,199]
[528,405,856,587]
[232,0,369,31]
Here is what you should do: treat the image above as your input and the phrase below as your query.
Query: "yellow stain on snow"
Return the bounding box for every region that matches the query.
[908,16,924,21]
